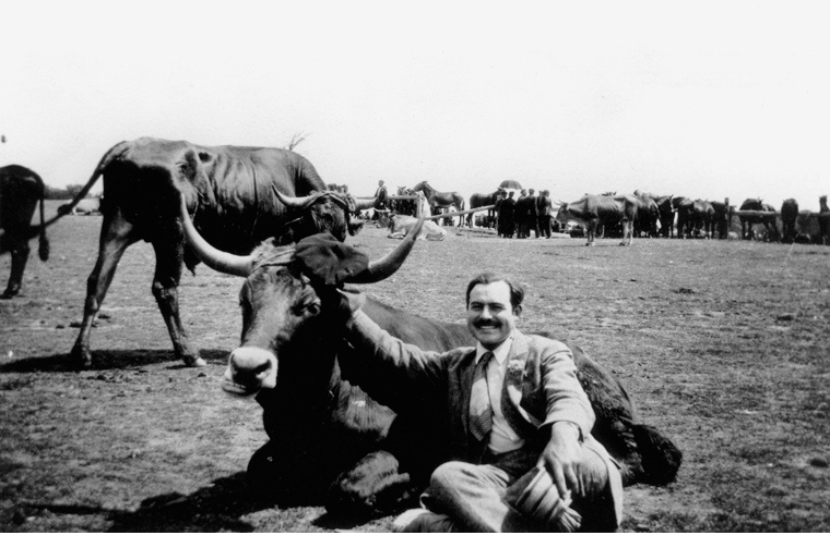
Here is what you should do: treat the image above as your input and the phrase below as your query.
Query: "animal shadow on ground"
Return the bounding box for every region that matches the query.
[16,473,257,532]
[20,473,378,532]
[0,349,228,373]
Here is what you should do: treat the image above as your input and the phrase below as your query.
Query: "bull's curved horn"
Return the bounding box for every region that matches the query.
[353,195,379,211]
[179,194,253,277]
[348,214,426,284]
[273,187,320,209]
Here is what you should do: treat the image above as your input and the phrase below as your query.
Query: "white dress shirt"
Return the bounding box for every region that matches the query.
[474,336,525,454]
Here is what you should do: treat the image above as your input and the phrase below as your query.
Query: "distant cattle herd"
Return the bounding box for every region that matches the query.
[343,181,829,246]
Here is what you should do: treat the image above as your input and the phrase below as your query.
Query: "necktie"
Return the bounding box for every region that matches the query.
[469,351,494,441]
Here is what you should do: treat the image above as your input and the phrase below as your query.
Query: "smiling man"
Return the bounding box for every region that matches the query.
[339,272,623,531]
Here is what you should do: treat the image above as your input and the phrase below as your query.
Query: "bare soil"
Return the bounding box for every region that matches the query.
[1,201,829,531]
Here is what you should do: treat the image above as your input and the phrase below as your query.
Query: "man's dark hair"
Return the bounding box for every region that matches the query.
[465,272,524,309]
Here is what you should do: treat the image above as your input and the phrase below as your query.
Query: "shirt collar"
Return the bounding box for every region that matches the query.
[476,335,513,366]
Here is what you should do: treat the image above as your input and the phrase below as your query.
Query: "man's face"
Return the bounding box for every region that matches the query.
[467,281,520,350]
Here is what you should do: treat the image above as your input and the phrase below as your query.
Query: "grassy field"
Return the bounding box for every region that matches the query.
[1,201,829,531]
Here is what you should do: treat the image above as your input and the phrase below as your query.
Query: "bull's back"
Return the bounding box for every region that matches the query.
[107,138,327,251]
[363,298,472,351]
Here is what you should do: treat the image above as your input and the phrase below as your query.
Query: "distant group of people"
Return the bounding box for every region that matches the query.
[495,189,556,239]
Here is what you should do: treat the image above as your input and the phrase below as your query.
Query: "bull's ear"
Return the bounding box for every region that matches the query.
[294,232,369,286]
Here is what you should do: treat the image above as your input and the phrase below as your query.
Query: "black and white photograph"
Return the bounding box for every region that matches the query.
[2,1,828,531]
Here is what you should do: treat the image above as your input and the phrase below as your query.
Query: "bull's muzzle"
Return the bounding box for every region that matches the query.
[222,346,278,396]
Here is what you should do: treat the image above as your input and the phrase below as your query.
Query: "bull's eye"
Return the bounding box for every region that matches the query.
[306,302,321,316]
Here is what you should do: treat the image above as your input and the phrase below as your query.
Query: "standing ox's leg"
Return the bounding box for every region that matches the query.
[585,220,597,246]
[1,197,38,299]
[150,235,204,367]
[70,211,138,367]
[621,218,633,246]
[1,240,31,299]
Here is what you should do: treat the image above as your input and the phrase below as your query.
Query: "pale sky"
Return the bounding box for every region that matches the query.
[2,1,828,210]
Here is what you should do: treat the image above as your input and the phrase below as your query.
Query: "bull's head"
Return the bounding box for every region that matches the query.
[272,187,377,243]
[179,194,424,397]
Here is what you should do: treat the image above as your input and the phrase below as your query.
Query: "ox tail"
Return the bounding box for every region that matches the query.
[632,424,682,485]
[37,186,50,261]
[52,140,130,222]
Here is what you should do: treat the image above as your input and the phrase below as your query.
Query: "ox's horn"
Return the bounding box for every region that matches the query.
[353,195,379,211]
[179,194,253,277]
[348,214,426,284]
[273,187,320,209]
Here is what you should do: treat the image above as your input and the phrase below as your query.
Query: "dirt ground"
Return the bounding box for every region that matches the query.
[1,201,829,531]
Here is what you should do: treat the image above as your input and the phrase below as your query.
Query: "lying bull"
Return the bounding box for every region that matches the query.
[179,196,681,518]
[382,214,447,241]
[61,197,102,216]
[1,165,50,299]
[60,137,375,367]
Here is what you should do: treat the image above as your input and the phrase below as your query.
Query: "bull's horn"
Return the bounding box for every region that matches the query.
[353,195,379,211]
[179,194,253,277]
[273,186,320,209]
[348,214,426,284]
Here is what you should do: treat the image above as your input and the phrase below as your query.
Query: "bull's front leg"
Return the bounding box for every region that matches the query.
[151,239,204,367]
[585,220,596,246]
[620,218,633,246]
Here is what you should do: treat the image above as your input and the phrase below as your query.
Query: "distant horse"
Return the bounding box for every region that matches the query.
[467,190,499,228]
[412,181,465,226]
[739,198,779,241]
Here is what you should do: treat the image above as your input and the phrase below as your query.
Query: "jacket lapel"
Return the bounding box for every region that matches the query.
[501,333,542,433]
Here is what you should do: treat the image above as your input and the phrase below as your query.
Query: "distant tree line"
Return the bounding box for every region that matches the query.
[43,184,99,200]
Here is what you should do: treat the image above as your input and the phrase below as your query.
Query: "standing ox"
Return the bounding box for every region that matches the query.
[555,194,639,246]
[466,190,499,228]
[63,137,374,368]
[412,181,465,226]
[738,198,778,241]
[780,198,799,243]
[0,165,50,298]
[179,197,681,518]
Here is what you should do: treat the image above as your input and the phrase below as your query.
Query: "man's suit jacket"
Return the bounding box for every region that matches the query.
[537,195,552,217]
[342,311,595,463]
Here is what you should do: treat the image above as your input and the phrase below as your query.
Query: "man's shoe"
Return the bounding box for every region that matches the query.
[392,508,456,532]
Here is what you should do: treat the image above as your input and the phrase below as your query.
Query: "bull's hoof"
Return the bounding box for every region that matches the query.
[1,286,20,299]
[585,242,594,247]
[183,355,207,367]
[69,347,93,369]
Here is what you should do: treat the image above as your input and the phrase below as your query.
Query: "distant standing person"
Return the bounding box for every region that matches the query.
[515,190,528,238]
[527,188,540,238]
[500,191,516,238]
[538,190,553,238]
[375,180,389,210]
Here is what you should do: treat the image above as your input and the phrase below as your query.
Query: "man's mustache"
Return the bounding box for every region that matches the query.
[474,319,500,328]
